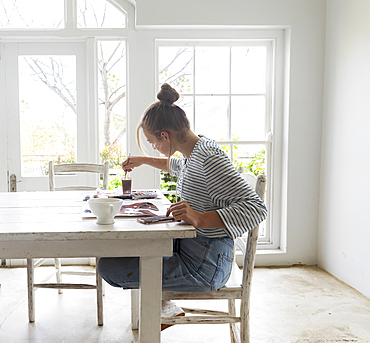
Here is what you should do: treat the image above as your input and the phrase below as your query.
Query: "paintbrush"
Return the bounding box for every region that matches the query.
[125,153,131,178]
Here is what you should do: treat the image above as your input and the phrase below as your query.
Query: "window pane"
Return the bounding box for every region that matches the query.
[232,144,266,175]
[158,47,193,94]
[98,41,127,168]
[156,39,275,244]
[231,46,266,94]
[77,0,126,28]
[231,96,266,141]
[195,47,229,94]
[221,143,266,236]
[19,56,77,177]
[194,96,228,141]
[0,0,63,28]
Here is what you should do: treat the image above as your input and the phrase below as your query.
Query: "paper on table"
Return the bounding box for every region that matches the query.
[82,198,167,218]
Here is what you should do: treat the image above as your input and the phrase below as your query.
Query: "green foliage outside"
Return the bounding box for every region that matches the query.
[220,140,266,177]
[160,170,178,203]
[99,144,126,190]
[245,149,265,177]
[101,174,123,191]
[231,147,266,177]
[100,144,126,169]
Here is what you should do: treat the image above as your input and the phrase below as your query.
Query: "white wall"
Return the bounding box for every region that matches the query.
[319,0,370,298]
[134,0,326,266]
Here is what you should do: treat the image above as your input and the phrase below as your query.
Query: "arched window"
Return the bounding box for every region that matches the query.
[0,0,127,29]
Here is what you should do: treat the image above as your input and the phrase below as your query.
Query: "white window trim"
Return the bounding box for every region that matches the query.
[147,29,287,251]
[156,38,274,244]
[0,0,133,192]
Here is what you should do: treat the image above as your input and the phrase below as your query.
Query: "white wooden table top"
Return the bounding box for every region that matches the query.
[0,191,194,343]
[0,191,196,242]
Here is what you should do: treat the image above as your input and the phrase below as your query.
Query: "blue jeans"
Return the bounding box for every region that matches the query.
[97,235,234,293]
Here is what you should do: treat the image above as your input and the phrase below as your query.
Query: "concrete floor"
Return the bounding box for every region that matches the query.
[0,265,369,343]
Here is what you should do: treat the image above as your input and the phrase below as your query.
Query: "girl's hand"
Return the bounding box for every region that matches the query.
[121,156,144,173]
[166,200,202,227]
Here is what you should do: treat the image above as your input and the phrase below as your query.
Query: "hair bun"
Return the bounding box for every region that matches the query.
[157,83,179,104]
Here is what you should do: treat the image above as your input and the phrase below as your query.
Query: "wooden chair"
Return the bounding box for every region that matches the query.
[27,161,109,325]
[48,161,109,191]
[160,173,267,343]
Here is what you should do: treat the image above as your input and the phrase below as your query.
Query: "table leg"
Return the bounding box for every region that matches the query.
[139,256,162,343]
[27,259,35,323]
[96,258,104,326]
[131,289,140,330]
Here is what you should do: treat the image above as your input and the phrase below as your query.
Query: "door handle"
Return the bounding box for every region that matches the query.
[9,174,22,192]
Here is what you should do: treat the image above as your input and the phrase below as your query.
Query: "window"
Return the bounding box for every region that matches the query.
[19,53,78,176]
[157,38,281,248]
[0,0,126,29]
[98,40,127,170]
[0,0,64,28]
[1,0,129,189]
[77,0,126,28]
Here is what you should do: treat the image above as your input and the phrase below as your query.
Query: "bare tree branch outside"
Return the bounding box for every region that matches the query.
[14,0,128,170]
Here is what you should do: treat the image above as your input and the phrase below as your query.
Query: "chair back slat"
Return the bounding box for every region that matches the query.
[242,174,266,288]
[241,173,266,342]
[48,161,109,191]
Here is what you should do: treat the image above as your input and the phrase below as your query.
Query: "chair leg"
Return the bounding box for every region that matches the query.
[240,302,250,343]
[102,277,106,296]
[54,258,63,294]
[96,262,104,326]
[27,259,35,323]
[131,289,140,330]
[228,299,238,343]
[95,257,106,296]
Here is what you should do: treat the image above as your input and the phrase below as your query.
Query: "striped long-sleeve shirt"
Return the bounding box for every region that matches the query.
[169,135,268,240]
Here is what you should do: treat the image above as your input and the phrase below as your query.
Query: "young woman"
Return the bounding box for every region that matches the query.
[97,83,268,322]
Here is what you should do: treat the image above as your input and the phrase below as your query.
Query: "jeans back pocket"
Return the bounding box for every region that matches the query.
[211,253,233,291]
[180,237,208,272]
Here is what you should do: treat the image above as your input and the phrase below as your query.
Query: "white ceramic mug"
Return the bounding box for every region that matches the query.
[88,198,123,225]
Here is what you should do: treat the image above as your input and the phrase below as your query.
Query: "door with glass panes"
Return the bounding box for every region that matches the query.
[4,42,89,191]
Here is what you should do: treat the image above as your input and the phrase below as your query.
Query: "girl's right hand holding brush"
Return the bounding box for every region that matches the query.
[121,156,144,173]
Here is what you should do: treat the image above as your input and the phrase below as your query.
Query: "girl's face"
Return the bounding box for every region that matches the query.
[143,129,171,156]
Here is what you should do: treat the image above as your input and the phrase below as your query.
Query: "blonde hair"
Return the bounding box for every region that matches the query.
[137,83,190,172]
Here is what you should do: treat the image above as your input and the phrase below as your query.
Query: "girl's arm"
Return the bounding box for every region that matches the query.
[166,201,226,228]
[122,156,169,172]
[204,154,268,239]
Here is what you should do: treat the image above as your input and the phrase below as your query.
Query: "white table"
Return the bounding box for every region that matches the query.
[0,191,196,343]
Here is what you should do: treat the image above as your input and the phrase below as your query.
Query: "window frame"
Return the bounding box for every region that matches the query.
[0,0,132,185]
[154,32,285,250]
